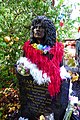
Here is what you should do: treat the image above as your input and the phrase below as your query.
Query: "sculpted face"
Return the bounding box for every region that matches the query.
[33,23,45,39]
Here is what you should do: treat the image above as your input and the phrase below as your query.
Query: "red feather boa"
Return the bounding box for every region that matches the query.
[23,40,64,96]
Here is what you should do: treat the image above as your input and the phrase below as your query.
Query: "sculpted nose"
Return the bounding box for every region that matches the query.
[36,26,39,30]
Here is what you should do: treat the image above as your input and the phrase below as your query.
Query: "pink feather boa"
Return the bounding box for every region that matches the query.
[23,40,64,96]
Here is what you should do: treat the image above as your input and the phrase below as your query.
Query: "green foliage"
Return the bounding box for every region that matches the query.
[0,0,79,87]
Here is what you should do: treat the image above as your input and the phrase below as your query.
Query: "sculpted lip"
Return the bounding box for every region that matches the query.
[35,32,41,35]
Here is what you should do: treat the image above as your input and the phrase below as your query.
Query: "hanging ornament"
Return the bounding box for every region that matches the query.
[76,26,80,39]
[78,26,80,32]
[59,20,64,27]
[58,13,65,20]
[52,0,55,6]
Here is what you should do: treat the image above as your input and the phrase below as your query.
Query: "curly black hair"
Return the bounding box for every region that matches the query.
[30,16,56,47]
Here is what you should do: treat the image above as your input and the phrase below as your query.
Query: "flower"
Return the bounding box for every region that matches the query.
[63,100,80,120]
[32,43,51,54]
[19,117,28,120]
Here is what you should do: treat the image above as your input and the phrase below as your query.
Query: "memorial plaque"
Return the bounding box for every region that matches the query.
[16,72,53,119]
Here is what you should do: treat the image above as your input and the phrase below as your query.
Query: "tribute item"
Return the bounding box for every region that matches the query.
[16,16,70,120]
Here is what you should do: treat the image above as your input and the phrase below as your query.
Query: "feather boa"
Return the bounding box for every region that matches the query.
[22,40,64,96]
[17,57,50,85]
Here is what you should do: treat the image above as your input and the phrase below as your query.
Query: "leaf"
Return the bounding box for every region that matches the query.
[0,111,2,117]
[0,42,7,48]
